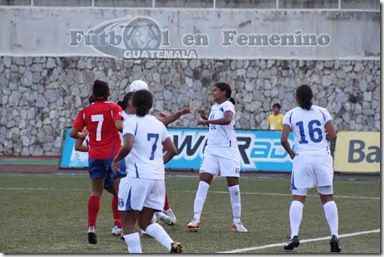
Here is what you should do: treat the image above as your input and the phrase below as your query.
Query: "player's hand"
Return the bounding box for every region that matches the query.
[289,152,295,160]
[78,132,87,139]
[198,108,206,118]
[180,107,192,115]
[111,160,120,172]
[197,118,208,126]
[159,112,167,118]
[82,127,89,136]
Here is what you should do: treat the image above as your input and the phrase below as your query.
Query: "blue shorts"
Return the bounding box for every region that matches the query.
[104,177,114,190]
[88,159,127,181]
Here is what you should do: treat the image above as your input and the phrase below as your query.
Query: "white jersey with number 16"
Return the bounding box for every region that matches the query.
[282,105,332,155]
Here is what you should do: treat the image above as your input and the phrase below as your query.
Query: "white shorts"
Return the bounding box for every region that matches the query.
[292,186,334,196]
[118,176,165,212]
[200,150,240,177]
[291,153,334,192]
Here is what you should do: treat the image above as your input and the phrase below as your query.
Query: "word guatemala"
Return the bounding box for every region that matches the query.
[68,17,198,59]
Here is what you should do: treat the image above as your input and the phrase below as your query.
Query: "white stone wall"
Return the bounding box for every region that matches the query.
[0,56,379,156]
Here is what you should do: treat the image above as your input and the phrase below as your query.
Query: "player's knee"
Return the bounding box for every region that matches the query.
[226,177,239,187]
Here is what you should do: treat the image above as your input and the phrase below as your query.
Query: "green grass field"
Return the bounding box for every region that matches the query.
[0,173,380,254]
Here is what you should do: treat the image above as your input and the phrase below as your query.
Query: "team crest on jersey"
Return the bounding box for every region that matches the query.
[118,198,124,207]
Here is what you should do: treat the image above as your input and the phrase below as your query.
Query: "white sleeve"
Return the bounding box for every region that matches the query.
[223,102,235,115]
[161,124,171,142]
[123,119,136,137]
[321,108,333,124]
[282,110,292,128]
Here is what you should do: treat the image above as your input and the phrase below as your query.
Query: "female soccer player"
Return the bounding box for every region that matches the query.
[70,80,126,244]
[118,80,191,227]
[74,95,123,237]
[187,82,248,233]
[280,84,341,252]
[111,90,182,253]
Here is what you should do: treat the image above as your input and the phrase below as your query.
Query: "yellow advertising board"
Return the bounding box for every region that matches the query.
[334,131,380,173]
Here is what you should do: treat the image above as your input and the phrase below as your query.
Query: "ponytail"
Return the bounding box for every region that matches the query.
[136,105,149,117]
[228,97,236,106]
[301,99,312,110]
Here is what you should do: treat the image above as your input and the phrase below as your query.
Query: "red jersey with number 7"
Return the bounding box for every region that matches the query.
[73,101,123,160]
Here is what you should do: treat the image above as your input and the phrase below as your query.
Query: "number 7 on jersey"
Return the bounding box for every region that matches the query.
[91,114,104,141]
[147,133,159,160]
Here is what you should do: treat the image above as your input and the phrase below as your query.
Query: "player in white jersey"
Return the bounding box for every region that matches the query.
[280,84,341,252]
[111,90,182,253]
[187,82,248,233]
[117,82,191,229]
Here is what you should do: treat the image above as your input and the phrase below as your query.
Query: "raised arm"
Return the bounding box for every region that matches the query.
[157,107,192,126]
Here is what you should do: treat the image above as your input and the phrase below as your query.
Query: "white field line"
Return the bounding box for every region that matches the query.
[181,190,380,200]
[218,229,381,253]
[0,187,380,200]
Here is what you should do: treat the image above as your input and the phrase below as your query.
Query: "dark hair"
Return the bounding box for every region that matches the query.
[215,82,236,105]
[272,103,281,109]
[93,80,109,101]
[296,85,313,110]
[117,92,134,110]
[133,90,153,117]
[88,95,96,105]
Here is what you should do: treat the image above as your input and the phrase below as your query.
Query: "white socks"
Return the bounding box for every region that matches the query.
[146,223,174,252]
[323,201,339,237]
[193,181,210,220]
[228,185,241,223]
[289,200,304,238]
[124,232,142,253]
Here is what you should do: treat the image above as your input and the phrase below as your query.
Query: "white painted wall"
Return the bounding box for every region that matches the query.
[0,8,379,60]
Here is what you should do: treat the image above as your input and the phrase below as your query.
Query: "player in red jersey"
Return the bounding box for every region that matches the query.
[70,80,126,244]
[74,95,124,238]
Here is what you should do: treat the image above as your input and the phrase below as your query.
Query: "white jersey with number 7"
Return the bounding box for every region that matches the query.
[122,114,170,180]
[282,105,332,155]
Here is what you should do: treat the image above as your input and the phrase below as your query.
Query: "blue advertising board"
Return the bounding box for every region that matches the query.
[59,127,295,172]
[59,128,89,168]
[165,128,294,172]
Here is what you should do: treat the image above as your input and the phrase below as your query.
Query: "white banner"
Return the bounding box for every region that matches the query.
[0,8,379,60]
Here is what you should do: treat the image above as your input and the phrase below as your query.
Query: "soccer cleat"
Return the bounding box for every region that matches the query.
[170,242,183,253]
[163,209,177,225]
[157,211,176,226]
[187,218,201,231]
[120,230,125,241]
[284,236,300,250]
[231,222,248,233]
[87,226,97,244]
[330,235,342,252]
[111,225,122,236]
